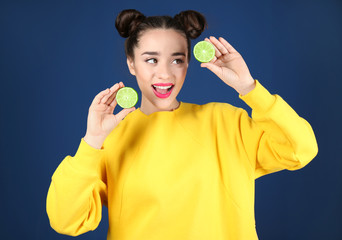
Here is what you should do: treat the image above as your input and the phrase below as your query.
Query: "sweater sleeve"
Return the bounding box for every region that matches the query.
[46,138,108,236]
[238,80,318,178]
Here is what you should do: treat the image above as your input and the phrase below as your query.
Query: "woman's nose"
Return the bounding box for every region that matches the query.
[156,62,171,80]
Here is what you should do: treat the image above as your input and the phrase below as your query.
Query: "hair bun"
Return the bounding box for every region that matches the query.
[174,10,207,39]
[115,9,146,38]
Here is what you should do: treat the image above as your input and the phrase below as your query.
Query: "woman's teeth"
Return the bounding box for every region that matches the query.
[152,85,174,94]
[153,85,173,90]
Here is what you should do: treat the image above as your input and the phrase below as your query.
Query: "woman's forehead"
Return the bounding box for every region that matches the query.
[136,29,187,53]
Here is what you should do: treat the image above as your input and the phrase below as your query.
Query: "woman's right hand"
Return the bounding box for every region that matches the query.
[84,82,136,149]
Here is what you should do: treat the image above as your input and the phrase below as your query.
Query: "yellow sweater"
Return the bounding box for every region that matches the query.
[46,81,318,240]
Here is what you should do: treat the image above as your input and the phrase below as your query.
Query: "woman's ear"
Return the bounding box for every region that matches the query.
[127,58,136,76]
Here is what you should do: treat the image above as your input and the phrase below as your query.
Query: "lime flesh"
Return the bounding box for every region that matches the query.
[193,41,215,63]
[115,87,138,108]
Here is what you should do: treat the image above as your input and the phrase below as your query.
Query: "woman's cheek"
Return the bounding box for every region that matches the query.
[174,64,187,73]
[179,66,188,77]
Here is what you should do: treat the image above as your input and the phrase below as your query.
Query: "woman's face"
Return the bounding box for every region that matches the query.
[127,29,189,115]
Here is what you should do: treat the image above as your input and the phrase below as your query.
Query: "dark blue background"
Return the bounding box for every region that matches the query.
[1,0,341,239]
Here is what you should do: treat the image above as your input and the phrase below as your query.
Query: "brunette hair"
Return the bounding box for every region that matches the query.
[115,9,207,62]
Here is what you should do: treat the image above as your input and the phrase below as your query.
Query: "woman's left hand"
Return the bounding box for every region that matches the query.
[200,36,256,96]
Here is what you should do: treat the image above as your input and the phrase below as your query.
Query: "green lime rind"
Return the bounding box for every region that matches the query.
[193,41,215,63]
[115,87,138,108]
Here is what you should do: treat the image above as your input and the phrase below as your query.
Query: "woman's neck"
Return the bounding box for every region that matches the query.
[140,99,180,115]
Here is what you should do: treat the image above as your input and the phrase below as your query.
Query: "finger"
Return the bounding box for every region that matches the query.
[101,82,122,105]
[116,107,136,121]
[94,88,110,104]
[209,36,229,56]
[109,82,122,92]
[205,37,221,59]
[201,62,222,77]
[101,89,114,104]
[210,54,218,63]
[218,37,237,53]
[104,82,122,105]
[109,97,118,109]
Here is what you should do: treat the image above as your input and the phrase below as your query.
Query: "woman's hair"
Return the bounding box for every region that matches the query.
[115,9,207,62]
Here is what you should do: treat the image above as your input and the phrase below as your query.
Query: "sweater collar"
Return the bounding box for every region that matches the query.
[136,101,184,118]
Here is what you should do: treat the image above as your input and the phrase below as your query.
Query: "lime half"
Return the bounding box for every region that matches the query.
[193,41,215,63]
[115,87,138,108]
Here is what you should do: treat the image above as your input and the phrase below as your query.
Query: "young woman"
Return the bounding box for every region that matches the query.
[46,9,318,240]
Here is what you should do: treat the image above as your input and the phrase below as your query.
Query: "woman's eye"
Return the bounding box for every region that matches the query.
[173,59,184,64]
[146,58,157,64]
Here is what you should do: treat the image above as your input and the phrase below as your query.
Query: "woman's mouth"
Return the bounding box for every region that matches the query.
[152,84,174,98]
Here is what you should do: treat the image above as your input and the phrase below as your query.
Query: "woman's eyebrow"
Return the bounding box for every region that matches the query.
[172,52,186,57]
[141,51,159,56]
[141,51,186,56]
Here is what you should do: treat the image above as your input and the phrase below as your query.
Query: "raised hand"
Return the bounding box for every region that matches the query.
[84,82,136,149]
[200,36,256,96]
